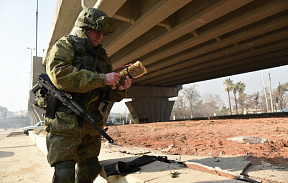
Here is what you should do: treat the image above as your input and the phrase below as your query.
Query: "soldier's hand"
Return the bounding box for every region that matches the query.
[118,76,132,91]
[105,72,121,86]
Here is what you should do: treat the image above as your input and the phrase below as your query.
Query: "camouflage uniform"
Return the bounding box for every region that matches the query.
[45,8,125,183]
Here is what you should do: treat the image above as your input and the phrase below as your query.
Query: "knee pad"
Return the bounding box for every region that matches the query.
[76,157,101,183]
[53,160,75,183]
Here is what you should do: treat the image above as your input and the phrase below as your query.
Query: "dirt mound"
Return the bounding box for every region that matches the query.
[106,118,288,168]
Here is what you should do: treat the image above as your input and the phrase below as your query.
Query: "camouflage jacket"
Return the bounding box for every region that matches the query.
[45,29,125,136]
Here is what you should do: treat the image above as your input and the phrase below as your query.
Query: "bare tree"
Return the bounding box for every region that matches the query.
[180,85,200,118]
[172,94,185,119]
[200,94,224,117]
[0,106,8,119]
[276,82,288,110]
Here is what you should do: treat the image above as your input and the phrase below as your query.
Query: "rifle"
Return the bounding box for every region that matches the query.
[32,73,115,144]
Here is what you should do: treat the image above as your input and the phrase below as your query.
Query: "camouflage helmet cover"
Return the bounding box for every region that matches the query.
[75,8,114,34]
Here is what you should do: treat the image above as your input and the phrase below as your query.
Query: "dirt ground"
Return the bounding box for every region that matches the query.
[106,117,288,168]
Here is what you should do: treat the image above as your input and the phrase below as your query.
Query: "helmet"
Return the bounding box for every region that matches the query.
[75,8,114,34]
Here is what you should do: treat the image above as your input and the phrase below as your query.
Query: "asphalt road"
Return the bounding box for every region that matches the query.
[0,129,53,183]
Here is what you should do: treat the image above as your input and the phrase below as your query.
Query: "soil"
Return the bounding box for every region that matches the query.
[106,117,288,168]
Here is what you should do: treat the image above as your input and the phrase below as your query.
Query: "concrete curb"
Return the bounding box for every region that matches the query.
[185,156,252,180]
[28,131,48,155]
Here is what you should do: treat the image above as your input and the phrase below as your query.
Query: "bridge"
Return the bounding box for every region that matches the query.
[29,0,288,124]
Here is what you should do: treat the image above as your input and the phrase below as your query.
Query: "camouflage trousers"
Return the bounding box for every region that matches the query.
[46,133,102,166]
[47,133,102,183]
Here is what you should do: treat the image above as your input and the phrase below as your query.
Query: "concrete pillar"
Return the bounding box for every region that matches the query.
[125,86,181,123]
[32,56,46,88]
[126,97,174,123]
[29,56,46,125]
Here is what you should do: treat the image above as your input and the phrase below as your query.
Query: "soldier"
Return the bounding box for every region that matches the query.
[44,8,131,183]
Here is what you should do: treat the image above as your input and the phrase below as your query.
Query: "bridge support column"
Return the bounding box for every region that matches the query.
[125,86,181,123]
[29,56,46,125]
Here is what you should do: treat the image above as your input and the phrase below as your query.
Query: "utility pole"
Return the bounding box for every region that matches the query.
[35,0,38,56]
[27,47,35,88]
[261,72,269,113]
[268,73,274,112]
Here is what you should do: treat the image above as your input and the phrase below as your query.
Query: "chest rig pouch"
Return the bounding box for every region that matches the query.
[69,35,112,113]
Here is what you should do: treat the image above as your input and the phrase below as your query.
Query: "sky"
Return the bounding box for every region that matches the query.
[0,1,287,113]
[0,0,58,112]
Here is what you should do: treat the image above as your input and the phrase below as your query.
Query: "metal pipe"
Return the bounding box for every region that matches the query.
[261,72,269,112]
[268,73,274,112]
[81,0,87,9]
